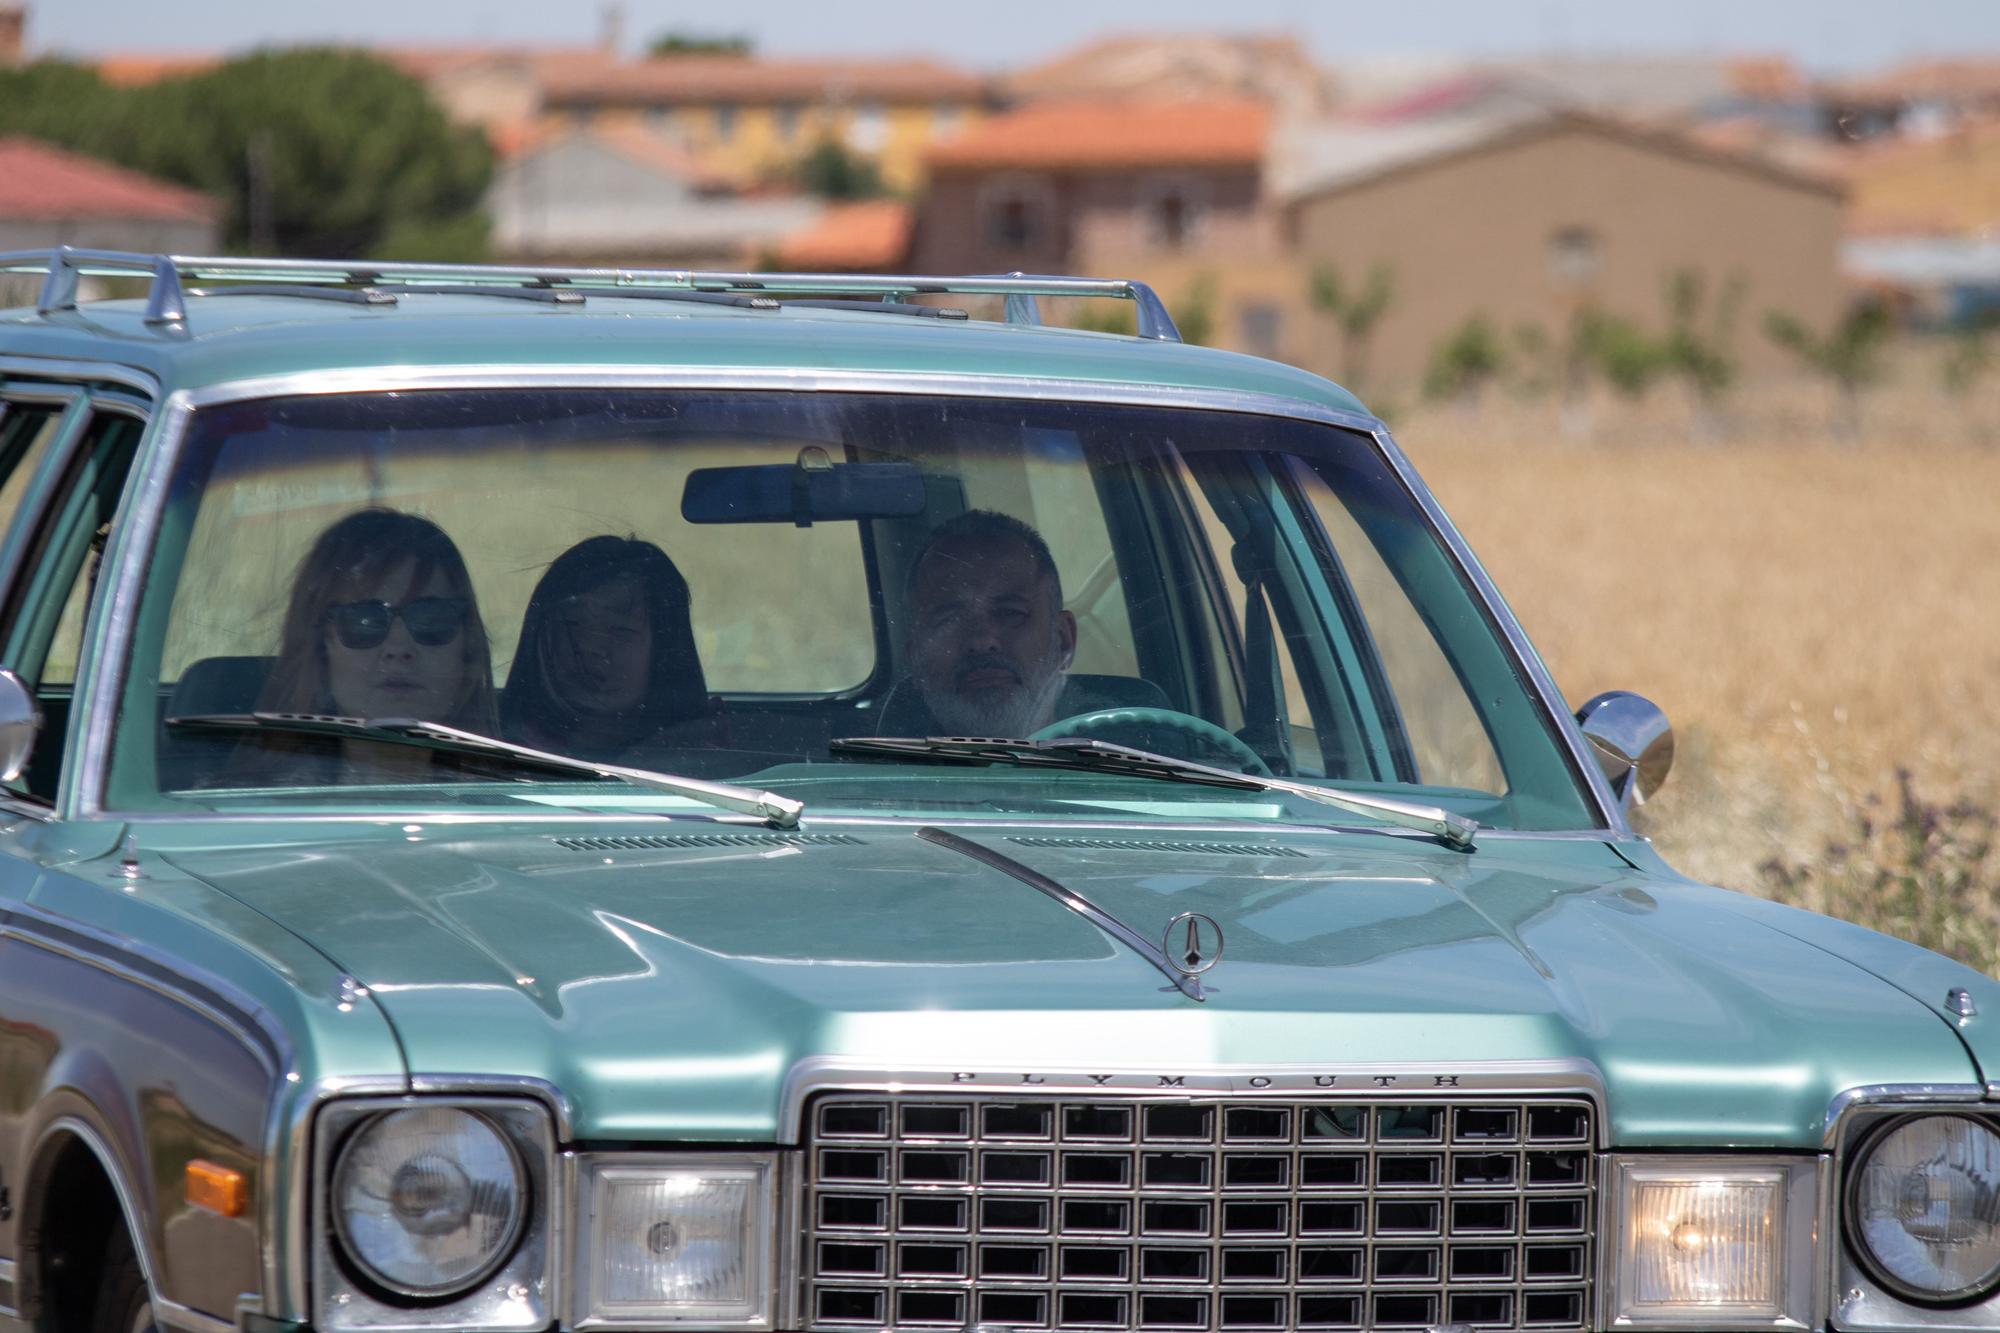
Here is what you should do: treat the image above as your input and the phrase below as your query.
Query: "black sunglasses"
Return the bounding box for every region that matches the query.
[325,596,469,651]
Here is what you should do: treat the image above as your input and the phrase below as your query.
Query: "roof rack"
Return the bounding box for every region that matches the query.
[0,247,1183,340]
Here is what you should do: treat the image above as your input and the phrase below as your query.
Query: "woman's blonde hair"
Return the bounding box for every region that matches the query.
[257,508,497,731]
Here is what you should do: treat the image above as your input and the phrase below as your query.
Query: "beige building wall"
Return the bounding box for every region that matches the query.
[548,100,985,193]
[915,166,1270,281]
[1276,123,1846,396]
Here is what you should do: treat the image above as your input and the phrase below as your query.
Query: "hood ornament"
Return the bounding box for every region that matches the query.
[1164,912,1224,979]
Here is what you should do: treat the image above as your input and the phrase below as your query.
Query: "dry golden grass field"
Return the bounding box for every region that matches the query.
[1399,374,2000,971]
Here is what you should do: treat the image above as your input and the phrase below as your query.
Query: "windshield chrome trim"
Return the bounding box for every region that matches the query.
[916,824,1212,1001]
[778,1056,1609,1145]
[72,392,190,817]
[78,367,1610,830]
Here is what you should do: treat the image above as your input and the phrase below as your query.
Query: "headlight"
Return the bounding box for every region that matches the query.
[1849,1114,2000,1304]
[575,1154,777,1327]
[332,1106,528,1297]
[1608,1156,1819,1329]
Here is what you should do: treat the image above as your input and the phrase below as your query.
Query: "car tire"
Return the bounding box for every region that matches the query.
[91,1228,155,1333]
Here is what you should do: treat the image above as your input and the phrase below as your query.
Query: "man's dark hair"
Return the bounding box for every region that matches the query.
[908,509,1063,608]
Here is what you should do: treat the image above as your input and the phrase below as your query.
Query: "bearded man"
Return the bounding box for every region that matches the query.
[902,509,1076,738]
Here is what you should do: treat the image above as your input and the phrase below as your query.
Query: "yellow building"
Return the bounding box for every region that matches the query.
[536,56,995,194]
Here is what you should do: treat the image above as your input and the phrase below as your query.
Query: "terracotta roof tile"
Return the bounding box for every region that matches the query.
[0,136,218,222]
[771,200,912,271]
[543,55,988,106]
[1828,59,2000,105]
[927,99,1270,171]
[93,53,216,86]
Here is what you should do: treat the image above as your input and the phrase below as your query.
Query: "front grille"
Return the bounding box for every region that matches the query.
[803,1093,1596,1332]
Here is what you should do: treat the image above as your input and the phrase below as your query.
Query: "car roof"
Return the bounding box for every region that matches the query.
[0,271,1371,420]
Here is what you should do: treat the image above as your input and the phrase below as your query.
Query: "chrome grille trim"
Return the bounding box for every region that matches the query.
[801,1092,1597,1333]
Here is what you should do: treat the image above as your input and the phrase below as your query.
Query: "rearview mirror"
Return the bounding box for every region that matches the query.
[681,450,926,525]
[1575,690,1673,811]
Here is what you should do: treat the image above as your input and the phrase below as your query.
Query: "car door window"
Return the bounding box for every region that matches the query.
[1,407,143,802]
[0,398,69,541]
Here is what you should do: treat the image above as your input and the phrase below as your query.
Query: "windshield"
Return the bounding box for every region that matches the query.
[108,388,1599,829]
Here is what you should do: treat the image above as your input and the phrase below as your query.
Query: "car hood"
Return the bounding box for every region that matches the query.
[165,823,1976,1147]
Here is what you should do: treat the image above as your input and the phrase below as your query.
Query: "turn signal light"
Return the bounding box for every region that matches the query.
[185,1159,246,1217]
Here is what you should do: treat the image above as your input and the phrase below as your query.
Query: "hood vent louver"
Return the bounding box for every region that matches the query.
[1006,836,1305,858]
[553,833,862,852]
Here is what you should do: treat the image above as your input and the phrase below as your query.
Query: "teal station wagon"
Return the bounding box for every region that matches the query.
[0,246,1994,1333]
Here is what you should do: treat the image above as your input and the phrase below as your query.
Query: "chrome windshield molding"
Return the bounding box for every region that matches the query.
[0,354,160,398]
[916,824,1213,1001]
[72,391,190,818]
[1822,1083,1988,1148]
[777,1056,1608,1145]
[1369,426,1623,834]
[167,364,1392,436]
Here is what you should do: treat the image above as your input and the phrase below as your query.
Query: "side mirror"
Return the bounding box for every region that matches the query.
[1575,690,1673,811]
[0,668,38,783]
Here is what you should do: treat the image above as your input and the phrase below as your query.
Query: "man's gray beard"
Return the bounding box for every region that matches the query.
[921,663,1068,738]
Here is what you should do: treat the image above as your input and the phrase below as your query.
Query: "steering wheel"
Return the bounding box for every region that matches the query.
[1031,706,1273,778]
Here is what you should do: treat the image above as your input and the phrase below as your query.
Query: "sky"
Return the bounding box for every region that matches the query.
[27,0,2000,74]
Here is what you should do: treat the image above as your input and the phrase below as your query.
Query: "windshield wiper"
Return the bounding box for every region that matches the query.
[165,711,805,829]
[829,735,1477,850]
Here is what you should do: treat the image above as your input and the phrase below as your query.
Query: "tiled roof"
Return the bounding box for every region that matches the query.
[542,55,988,106]
[0,136,218,221]
[770,199,912,271]
[1829,59,2000,105]
[1004,32,1332,113]
[926,99,1270,170]
[1272,107,1841,203]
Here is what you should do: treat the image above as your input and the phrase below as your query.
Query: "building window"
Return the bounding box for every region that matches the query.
[848,101,888,152]
[1549,225,1600,285]
[978,176,1055,254]
[775,103,803,141]
[714,103,738,141]
[933,104,966,139]
[1141,175,1207,251]
[1238,302,1283,360]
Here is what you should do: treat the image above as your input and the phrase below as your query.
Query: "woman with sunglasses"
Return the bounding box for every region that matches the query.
[501,535,720,765]
[251,508,497,778]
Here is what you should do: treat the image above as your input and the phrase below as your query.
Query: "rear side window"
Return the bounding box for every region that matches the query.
[0,400,65,539]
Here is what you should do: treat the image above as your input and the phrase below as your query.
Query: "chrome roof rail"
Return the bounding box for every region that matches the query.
[0,246,1184,341]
